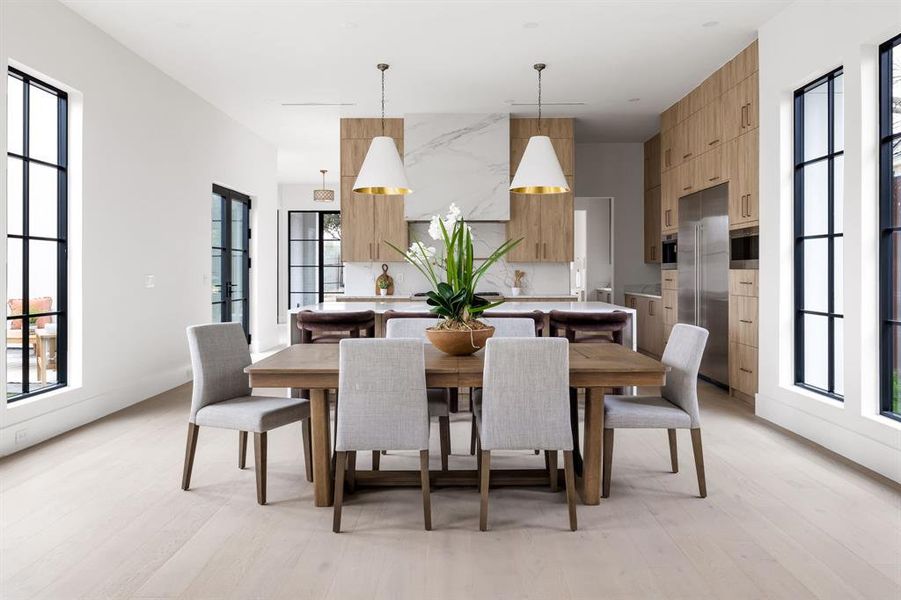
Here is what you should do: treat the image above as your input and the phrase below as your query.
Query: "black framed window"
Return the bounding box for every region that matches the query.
[793,67,844,399]
[879,33,901,421]
[212,185,251,341]
[6,68,68,401]
[288,212,342,308]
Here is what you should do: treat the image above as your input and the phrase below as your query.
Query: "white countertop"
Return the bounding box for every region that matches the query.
[336,294,579,301]
[290,300,635,315]
[624,291,663,299]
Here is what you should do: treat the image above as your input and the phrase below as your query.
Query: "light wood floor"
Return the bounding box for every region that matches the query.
[1,382,899,600]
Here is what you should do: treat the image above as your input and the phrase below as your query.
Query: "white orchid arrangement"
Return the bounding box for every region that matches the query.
[387,203,521,326]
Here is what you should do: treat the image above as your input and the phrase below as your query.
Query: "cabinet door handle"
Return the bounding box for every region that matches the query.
[543,242,547,259]
[683,185,692,191]
[649,302,655,317]
[739,319,753,324]
[665,149,671,167]
[535,242,540,258]
[709,176,720,181]
[708,139,720,146]
[739,367,752,374]
[741,105,748,128]
[683,153,693,159]
[664,306,673,310]
[740,281,753,285]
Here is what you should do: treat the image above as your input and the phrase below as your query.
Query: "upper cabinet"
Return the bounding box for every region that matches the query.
[506,118,574,263]
[340,118,408,262]
[644,134,662,264]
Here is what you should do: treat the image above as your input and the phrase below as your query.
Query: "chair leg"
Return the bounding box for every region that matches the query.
[690,428,707,498]
[469,414,477,455]
[347,450,356,493]
[181,423,199,491]
[479,450,491,532]
[254,432,267,505]
[371,450,381,471]
[667,429,678,473]
[333,451,347,533]
[602,428,614,498]
[302,418,313,482]
[420,450,432,531]
[439,416,450,471]
[564,450,578,531]
[546,450,559,492]
[238,431,248,470]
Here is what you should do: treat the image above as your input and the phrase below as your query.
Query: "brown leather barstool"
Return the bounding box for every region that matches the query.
[296,310,375,479]
[548,310,631,475]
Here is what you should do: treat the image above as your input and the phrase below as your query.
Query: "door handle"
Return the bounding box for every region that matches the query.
[649,302,655,317]
[741,105,748,128]
[683,185,692,191]
[739,319,753,324]
[739,367,753,374]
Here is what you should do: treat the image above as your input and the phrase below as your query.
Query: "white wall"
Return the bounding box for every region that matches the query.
[0,0,279,455]
[575,143,659,304]
[574,197,613,299]
[757,1,901,481]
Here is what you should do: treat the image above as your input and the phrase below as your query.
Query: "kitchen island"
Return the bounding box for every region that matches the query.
[288,301,637,349]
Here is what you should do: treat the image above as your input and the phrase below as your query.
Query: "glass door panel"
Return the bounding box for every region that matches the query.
[211,186,251,341]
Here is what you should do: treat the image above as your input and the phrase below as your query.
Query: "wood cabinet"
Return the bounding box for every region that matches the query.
[728,269,759,399]
[661,168,678,234]
[729,342,758,397]
[700,98,724,151]
[723,72,758,142]
[675,158,699,198]
[644,134,661,190]
[661,128,675,171]
[506,118,574,263]
[626,294,664,357]
[644,185,661,263]
[728,128,759,228]
[699,144,727,188]
[729,295,759,348]
[340,118,408,262]
[729,269,759,297]
[661,272,678,347]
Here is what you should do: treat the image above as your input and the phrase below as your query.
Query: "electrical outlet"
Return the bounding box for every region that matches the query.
[144,274,155,288]
[14,429,27,446]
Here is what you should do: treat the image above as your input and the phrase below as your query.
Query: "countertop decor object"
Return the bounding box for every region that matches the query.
[511,269,526,296]
[509,64,570,194]
[386,204,521,355]
[352,64,412,195]
[374,264,394,296]
[312,169,334,202]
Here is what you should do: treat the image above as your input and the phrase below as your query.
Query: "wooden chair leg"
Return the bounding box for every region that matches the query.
[448,387,459,413]
[690,428,707,498]
[564,450,577,531]
[181,423,199,491]
[371,450,381,471]
[602,428,614,498]
[439,416,450,471]
[346,450,356,493]
[668,429,679,473]
[469,414,477,455]
[238,431,248,470]
[302,418,313,482]
[546,450,559,492]
[479,450,491,532]
[333,451,347,533]
[420,450,432,531]
[254,432,267,505]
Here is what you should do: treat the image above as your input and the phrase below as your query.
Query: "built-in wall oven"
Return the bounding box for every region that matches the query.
[730,227,759,269]
[661,234,677,270]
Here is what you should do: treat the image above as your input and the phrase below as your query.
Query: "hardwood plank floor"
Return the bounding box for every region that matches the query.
[1,381,899,599]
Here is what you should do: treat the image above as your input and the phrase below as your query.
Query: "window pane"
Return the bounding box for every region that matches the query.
[323,240,342,266]
[7,75,23,155]
[230,251,245,299]
[322,214,341,240]
[802,160,828,235]
[803,80,828,160]
[29,241,57,313]
[211,194,223,247]
[289,293,318,309]
[290,240,317,266]
[833,317,844,396]
[892,326,901,415]
[230,301,244,325]
[833,237,843,315]
[323,266,344,293]
[7,157,23,236]
[833,73,844,152]
[802,313,829,390]
[28,83,59,165]
[289,267,319,294]
[802,238,828,313]
[28,162,59,239]
[289,212,317,239]
[211,249,222,302]
[6,318,25,398]
[893,46,901,134]
[834,155,843,234]
[230,200,246,250]
[7,239,23,313]
[211,302,224,323]
[893,232,901,320]
[891,138,901,228]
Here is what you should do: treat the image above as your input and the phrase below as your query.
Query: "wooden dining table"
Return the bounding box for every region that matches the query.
[245,342,668,507]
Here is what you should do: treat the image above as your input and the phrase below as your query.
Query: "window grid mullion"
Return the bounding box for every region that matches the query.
[826,74,835,394]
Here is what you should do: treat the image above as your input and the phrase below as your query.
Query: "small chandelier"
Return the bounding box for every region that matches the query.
[313,169,334,202]
[353,63,412,195]
[509,63,570,195]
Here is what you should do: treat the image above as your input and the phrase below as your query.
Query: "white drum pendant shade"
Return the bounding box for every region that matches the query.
[352,136,412,195]
[509,135,570,194]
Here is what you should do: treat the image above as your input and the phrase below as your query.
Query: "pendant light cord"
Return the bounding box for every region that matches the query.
[380,66,386,136]
[537,66,542,134]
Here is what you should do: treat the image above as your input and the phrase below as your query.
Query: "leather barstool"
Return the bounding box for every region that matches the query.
[548,310,631,475]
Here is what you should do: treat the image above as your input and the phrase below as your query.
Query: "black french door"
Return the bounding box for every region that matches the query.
[212,185,251,341]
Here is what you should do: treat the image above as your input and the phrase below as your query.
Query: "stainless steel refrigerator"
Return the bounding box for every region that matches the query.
[678,184,729,386]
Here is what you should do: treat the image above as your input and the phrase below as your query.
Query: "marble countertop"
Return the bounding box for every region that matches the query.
[336,293,579,301]
[291,300,635,315]
[623,291,663,299]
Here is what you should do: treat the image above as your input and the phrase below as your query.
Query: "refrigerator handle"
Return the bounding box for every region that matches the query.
[695,224,701,326]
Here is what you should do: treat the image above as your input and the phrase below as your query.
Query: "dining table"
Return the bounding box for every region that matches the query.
[245,341,668,507]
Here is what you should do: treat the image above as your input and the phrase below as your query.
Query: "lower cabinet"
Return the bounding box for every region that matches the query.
[729,342,758,397]
[626,294,664,357]
[728,269,759,398]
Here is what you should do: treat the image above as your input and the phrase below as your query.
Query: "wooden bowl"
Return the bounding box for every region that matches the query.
[425,326,495,356]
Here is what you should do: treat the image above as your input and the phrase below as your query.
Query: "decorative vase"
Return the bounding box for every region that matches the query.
[379,288,388,296]
[511,287,522,297]
[425,326,495,356]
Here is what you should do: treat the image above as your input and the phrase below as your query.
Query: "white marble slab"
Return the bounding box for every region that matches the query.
[403,113,509,221]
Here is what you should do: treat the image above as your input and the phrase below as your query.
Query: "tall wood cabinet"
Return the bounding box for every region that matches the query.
[644,134,662,263]
[729,269,759,399]
[506,118,574,263]
[340,118,408,262]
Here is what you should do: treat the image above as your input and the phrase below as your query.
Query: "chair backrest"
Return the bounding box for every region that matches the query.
[336,339,430,452]
[186,323,251,421]
[479,317,537,338]
[481,310,544,335]
[480,338,572,451]
[296,310,375,343]
[660,323,709,428]
[548,310,629,344]
[385,317,440,339]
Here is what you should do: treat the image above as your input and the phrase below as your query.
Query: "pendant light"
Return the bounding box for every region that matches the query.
[313,169,335,202]
[352,63,412,195]
[509,63,570,194]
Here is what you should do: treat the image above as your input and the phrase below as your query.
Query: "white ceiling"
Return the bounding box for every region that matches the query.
[61,1,791,183]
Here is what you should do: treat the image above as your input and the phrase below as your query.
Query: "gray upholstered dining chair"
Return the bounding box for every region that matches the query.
[333,338,432,532]
[384,317,452,471]
[468,317,537,456]
[183,323,311,505]
[602,323,709,498]
[473,337,577,532]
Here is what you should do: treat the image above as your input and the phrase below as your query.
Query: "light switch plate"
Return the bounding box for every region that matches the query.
[144,274,155,288]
